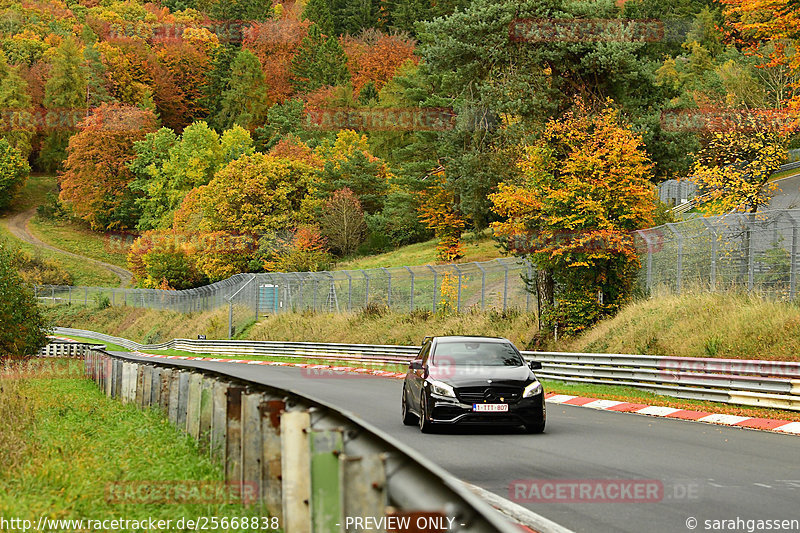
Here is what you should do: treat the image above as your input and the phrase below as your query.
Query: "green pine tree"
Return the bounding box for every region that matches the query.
[0,52,35,158]
[290,25,350,93]
[302,0,335,35]
[216,50,270,130]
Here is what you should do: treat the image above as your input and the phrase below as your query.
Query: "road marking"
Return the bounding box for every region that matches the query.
[583,399,626,410]
[774,422,800,434]
[545,394,577,403]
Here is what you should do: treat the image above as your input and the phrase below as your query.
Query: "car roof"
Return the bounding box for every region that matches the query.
[431,335,510,343]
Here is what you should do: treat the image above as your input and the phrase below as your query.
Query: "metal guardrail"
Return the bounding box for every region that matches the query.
[38,340,105,358]
[59,328,800,411]
[84,347,523,533]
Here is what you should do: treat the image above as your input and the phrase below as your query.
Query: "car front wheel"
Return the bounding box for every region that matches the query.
[402,386,417,425]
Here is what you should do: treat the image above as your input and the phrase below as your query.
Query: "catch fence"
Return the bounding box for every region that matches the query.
[35,257,534,337]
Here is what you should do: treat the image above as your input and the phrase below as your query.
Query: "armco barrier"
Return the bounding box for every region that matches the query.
[60,327,800,411]
[83,347,522,533]
[38,341,106,358]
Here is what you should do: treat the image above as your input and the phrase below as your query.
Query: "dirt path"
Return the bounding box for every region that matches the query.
[4,207,133,286]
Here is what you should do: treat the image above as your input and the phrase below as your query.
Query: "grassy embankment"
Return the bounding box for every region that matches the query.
[0,176,122,286]
[0,359,270,530]
[48,291,800,422]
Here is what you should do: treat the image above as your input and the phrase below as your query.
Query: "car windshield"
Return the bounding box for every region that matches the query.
[432,341,524,367]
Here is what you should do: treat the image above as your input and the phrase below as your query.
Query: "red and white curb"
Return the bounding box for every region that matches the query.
[545,393,800,435]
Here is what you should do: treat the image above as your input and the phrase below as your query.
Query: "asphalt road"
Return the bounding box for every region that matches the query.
[113,353,800,533]
[770,174,800,210]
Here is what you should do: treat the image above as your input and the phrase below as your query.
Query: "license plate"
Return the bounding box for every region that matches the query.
[472,403,508,412]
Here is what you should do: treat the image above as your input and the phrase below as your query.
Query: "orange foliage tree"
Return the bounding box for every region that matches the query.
[489,101,657,335]
[340,30,418,94]
[59,104,158,230]
[721,0,800,109]
[243,18,312,104]
[418,174,467,262]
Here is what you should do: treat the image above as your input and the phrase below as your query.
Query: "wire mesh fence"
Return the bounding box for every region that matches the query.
[35,257,534,338]
[635,209,800,298]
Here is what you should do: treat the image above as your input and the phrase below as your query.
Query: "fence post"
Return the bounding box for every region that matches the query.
[344,271,352,311]
[381,267,392,309]
[404,266,415,311]
[496,258,509,311]
[791,214,799,300]
[453,265,462,313]
[523,258,532,312]
[313,275,318,311]
[745,215,755,291]
[427,265,437,312]
[700,219,717,289]
[666,223,683,294]
[363,271,370,307]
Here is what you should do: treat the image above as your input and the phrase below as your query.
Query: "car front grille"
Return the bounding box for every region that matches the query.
[456,386,522,404]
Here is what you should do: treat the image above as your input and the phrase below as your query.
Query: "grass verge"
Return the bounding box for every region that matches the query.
[559,290,800,361]
[0,359,271,530]
[29,216,129,269]
[334,231,503,270]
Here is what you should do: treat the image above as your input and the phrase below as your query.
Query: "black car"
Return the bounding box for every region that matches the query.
[401,335,546,433]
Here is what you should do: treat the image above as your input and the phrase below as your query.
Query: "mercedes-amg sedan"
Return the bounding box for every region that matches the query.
[401,336,546,433]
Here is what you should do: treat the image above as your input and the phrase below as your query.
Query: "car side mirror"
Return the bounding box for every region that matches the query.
[529,360,542,370]
[409,361,423,370]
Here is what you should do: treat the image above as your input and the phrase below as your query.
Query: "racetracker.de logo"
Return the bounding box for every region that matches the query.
[509,479,663,503]
[105,481,259,505]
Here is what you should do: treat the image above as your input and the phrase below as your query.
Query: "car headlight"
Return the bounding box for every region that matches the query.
[523,381,542,397]
[428,379,456,398]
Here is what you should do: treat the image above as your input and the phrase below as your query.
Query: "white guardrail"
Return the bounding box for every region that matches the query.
[53,328,800,411]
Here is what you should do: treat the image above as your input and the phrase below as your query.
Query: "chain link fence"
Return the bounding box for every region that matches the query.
[635,209,800,298]
[35,257,534,337]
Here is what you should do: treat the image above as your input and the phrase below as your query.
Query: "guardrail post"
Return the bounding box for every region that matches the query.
[186,373,203,439]
[226,386,245,482]
[176,371,190,429]
[210,381,229,463]
[151,368,162,407]
[281,410,311,533]
[241,391,264,505]
[310,430,344,532]
[168,370,181,424]
[134,364,144,407]
[141,365,153,408]
[199,377,214,450]
[260,399,285,521]
[341,454,387,527]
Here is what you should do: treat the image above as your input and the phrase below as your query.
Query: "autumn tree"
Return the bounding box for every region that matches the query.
[59,104,158,230]
[489,102,657,336]
[341,30,417,94]
[0,139,31,212]
[189,153,320,234]
[692,126,788,213]
[418,174,467,262]
[319,188,367,255]
[263,225,331,272]
[243,18,312,104]
[314,130,391,213]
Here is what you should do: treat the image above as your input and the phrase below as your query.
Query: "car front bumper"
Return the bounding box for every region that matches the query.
[426,392,545,426]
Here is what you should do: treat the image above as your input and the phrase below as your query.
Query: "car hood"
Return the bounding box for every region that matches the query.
[429,365,534,387]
